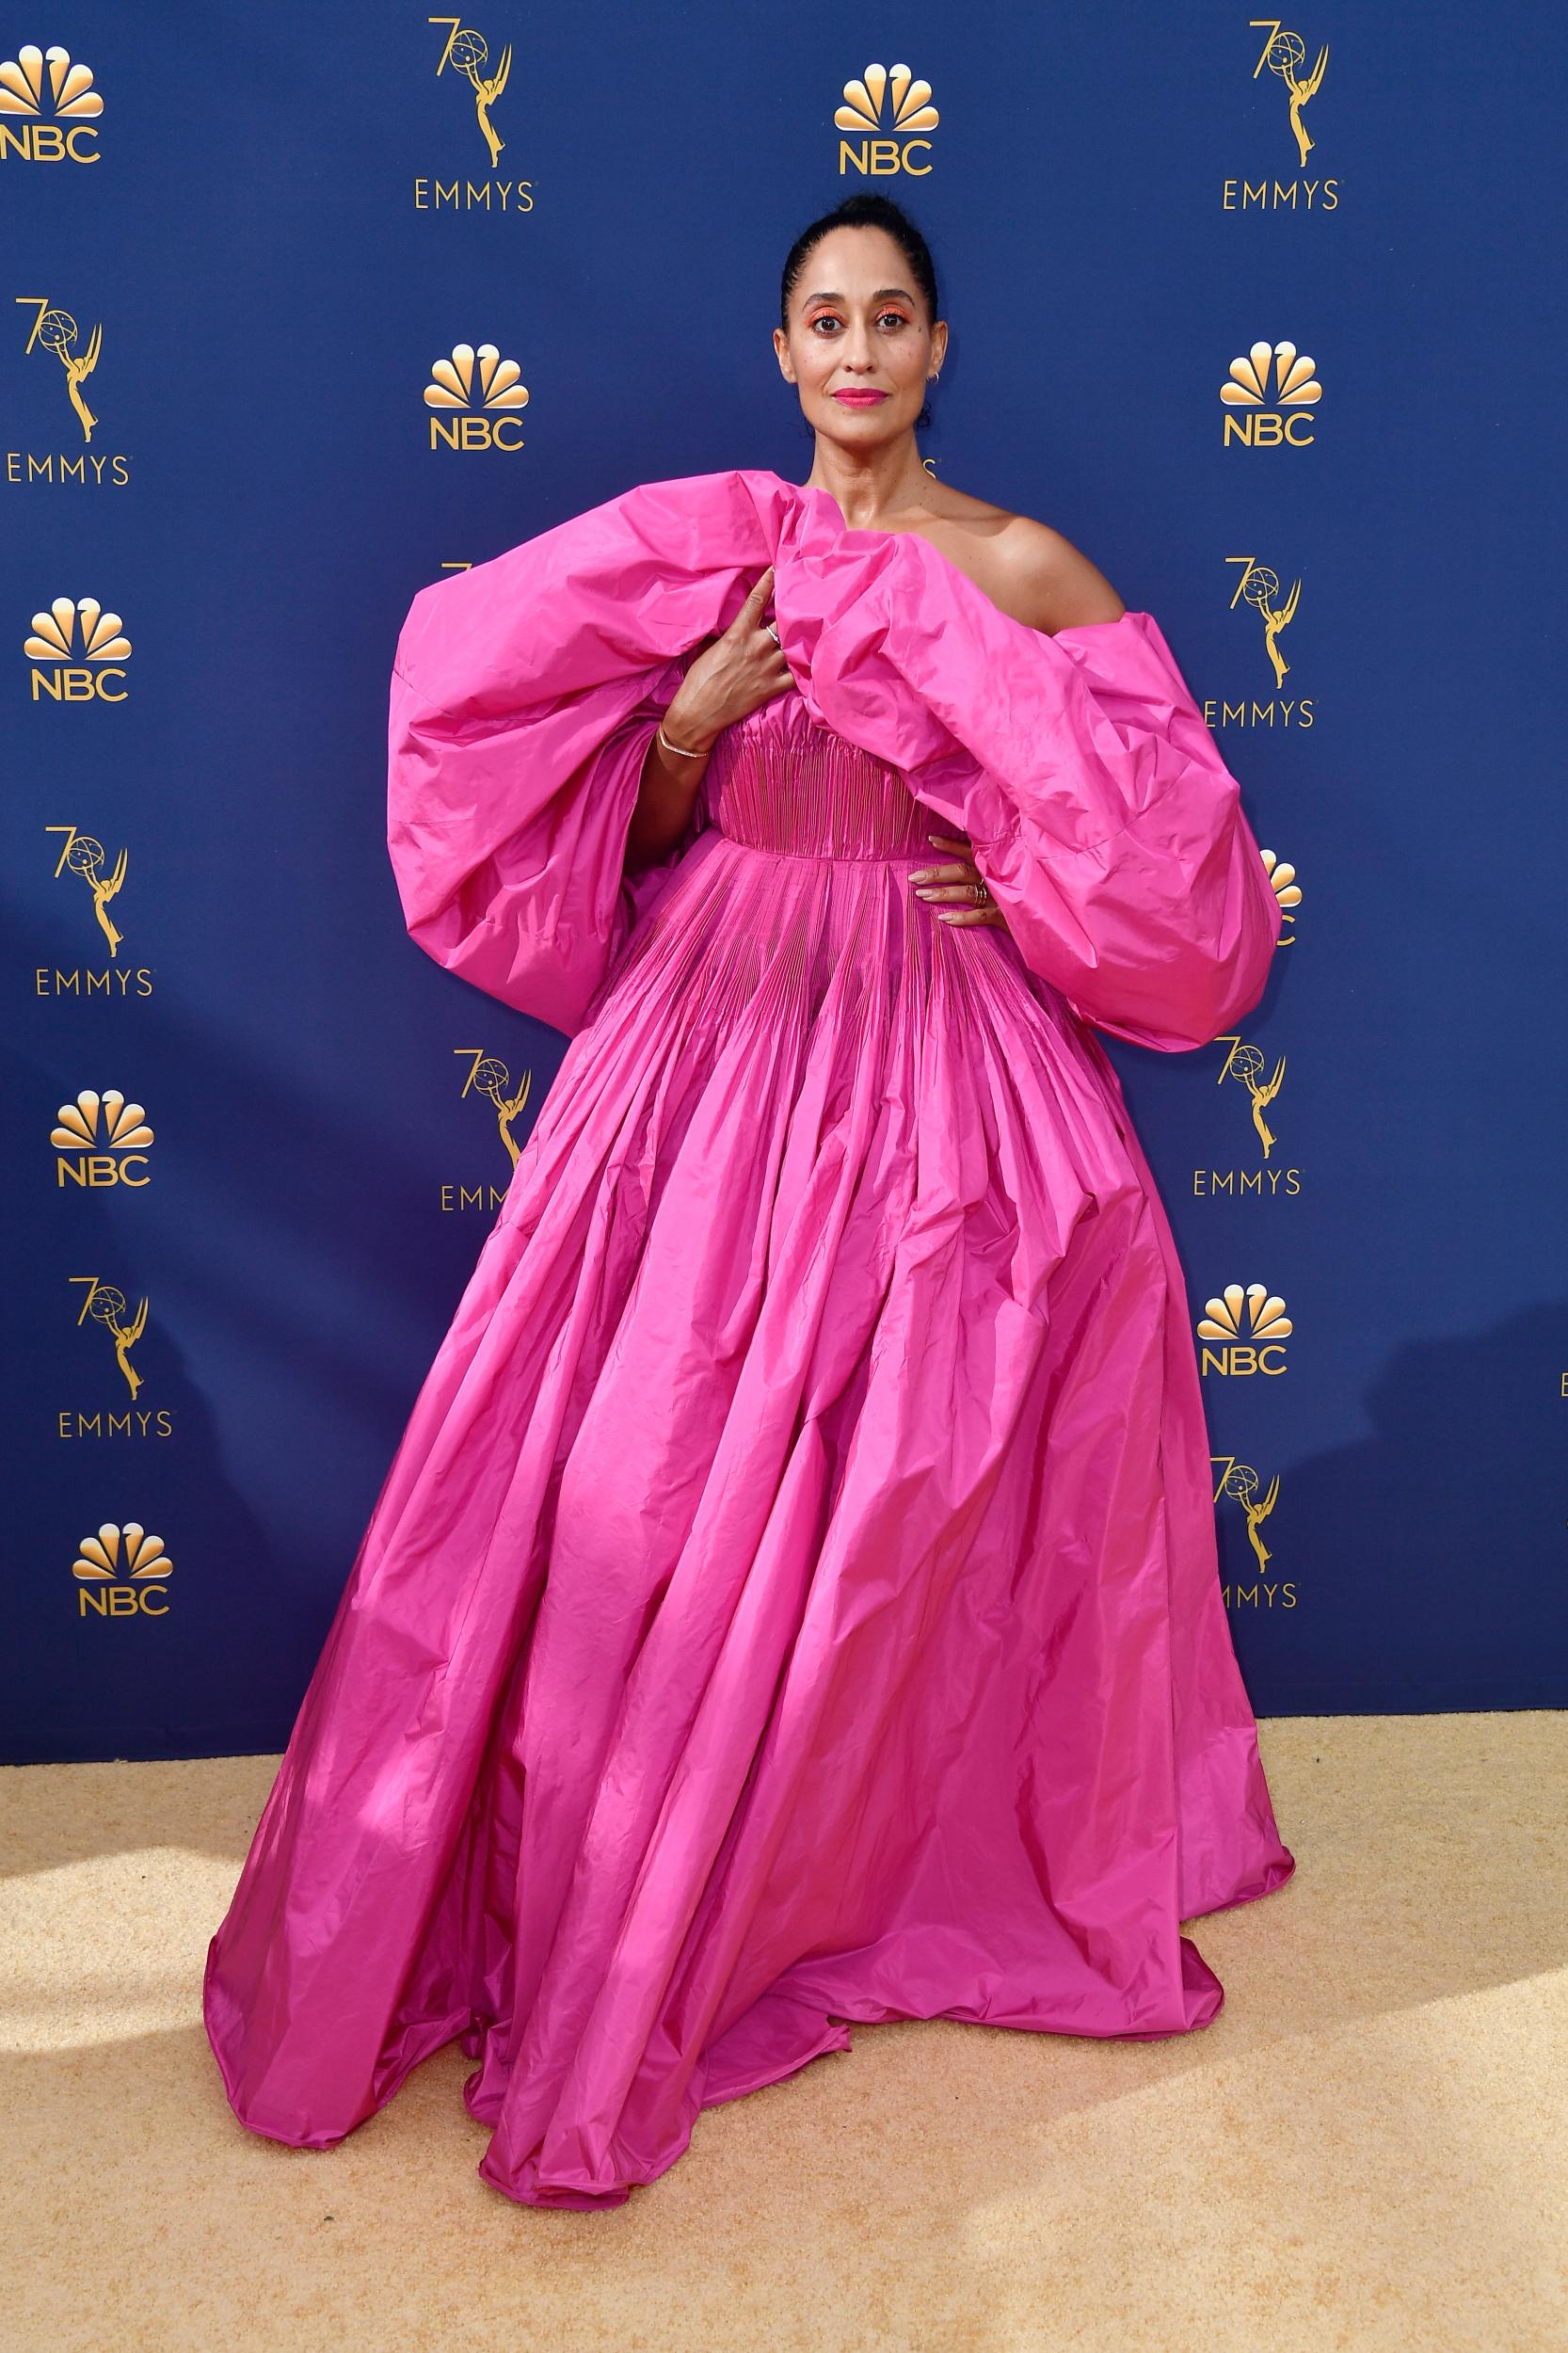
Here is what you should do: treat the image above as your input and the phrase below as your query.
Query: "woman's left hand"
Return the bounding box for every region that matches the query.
[909,831,1010,930]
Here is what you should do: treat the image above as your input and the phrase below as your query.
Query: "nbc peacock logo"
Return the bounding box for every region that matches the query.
[0,43,103,161]
[52,1087,154,1189]
[72,1522,172,1619]
[1197,1283,1293,1376]
[1261,847,1302,942]
[1220,340,1321,446]
[26,596,131,701]
[835,61,938,177]
[1222,342,1321,409]
[424,342,528,451]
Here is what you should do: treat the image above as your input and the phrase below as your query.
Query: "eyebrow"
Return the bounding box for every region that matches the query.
[799,286,917,307]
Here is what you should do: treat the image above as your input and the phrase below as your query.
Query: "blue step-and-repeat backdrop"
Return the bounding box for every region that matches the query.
[7,4,1565,1762]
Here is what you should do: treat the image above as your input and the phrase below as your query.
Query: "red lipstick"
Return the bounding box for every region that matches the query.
[832,389,889,407]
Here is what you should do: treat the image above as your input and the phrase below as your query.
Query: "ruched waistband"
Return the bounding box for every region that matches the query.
[705,702,934,862]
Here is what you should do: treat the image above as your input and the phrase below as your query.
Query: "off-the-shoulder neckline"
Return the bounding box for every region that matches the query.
[747,467,1137,641]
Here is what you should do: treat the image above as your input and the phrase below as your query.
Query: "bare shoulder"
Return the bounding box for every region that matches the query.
[916,486,1128,634]
[985,512,1127,632]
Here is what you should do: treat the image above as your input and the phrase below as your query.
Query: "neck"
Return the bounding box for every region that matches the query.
[799,432,936,532]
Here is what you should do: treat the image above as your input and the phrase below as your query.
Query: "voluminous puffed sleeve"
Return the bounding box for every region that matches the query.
[384,480,760,1036]
[787,523,1283,1054]
[387,655,700,1035]
[948,612,1284,1052]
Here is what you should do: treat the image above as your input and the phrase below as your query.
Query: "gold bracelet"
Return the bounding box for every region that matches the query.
[657,721,710,760]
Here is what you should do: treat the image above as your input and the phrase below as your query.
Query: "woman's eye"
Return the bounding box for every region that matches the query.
[805,312,911,334]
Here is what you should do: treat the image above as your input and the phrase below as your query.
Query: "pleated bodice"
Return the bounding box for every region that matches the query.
[705,686,933,862]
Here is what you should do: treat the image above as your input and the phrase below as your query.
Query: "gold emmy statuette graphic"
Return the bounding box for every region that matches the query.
[1216,1035,1288,1160]
[1198,1282,1293,1376]
[1261,847,1302,941]
[1232,558,1301,686]
[1217,1459,1284,1582]
[51,824,128,954]
[74,1275,149,1399]
[72,1521,171,1619]
[26,595,132,701]
[432,19,511,166]
[424,342,528,450]
[460,1049,533,1166]
[1255,24,1329,167]
[52,1087,154,1188]
[835,61,938,176]
[18,297,102,441]
[0,43,103,158]
[1220,341,1320,445]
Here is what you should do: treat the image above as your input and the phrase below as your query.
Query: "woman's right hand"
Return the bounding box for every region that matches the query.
[661,566,792,753]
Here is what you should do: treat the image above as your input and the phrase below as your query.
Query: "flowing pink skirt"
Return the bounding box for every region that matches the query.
[205,776,1294,2208]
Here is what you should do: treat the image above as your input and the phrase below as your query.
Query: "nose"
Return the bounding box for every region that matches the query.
[838,320,878,372]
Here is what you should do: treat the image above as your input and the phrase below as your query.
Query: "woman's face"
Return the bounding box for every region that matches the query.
[774,224,945,447]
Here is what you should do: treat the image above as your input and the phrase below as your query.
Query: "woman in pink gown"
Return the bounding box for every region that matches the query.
[204,194,1294,2209]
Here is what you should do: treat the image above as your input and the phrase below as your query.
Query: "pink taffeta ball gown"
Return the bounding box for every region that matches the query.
[203,468,1295,2209]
